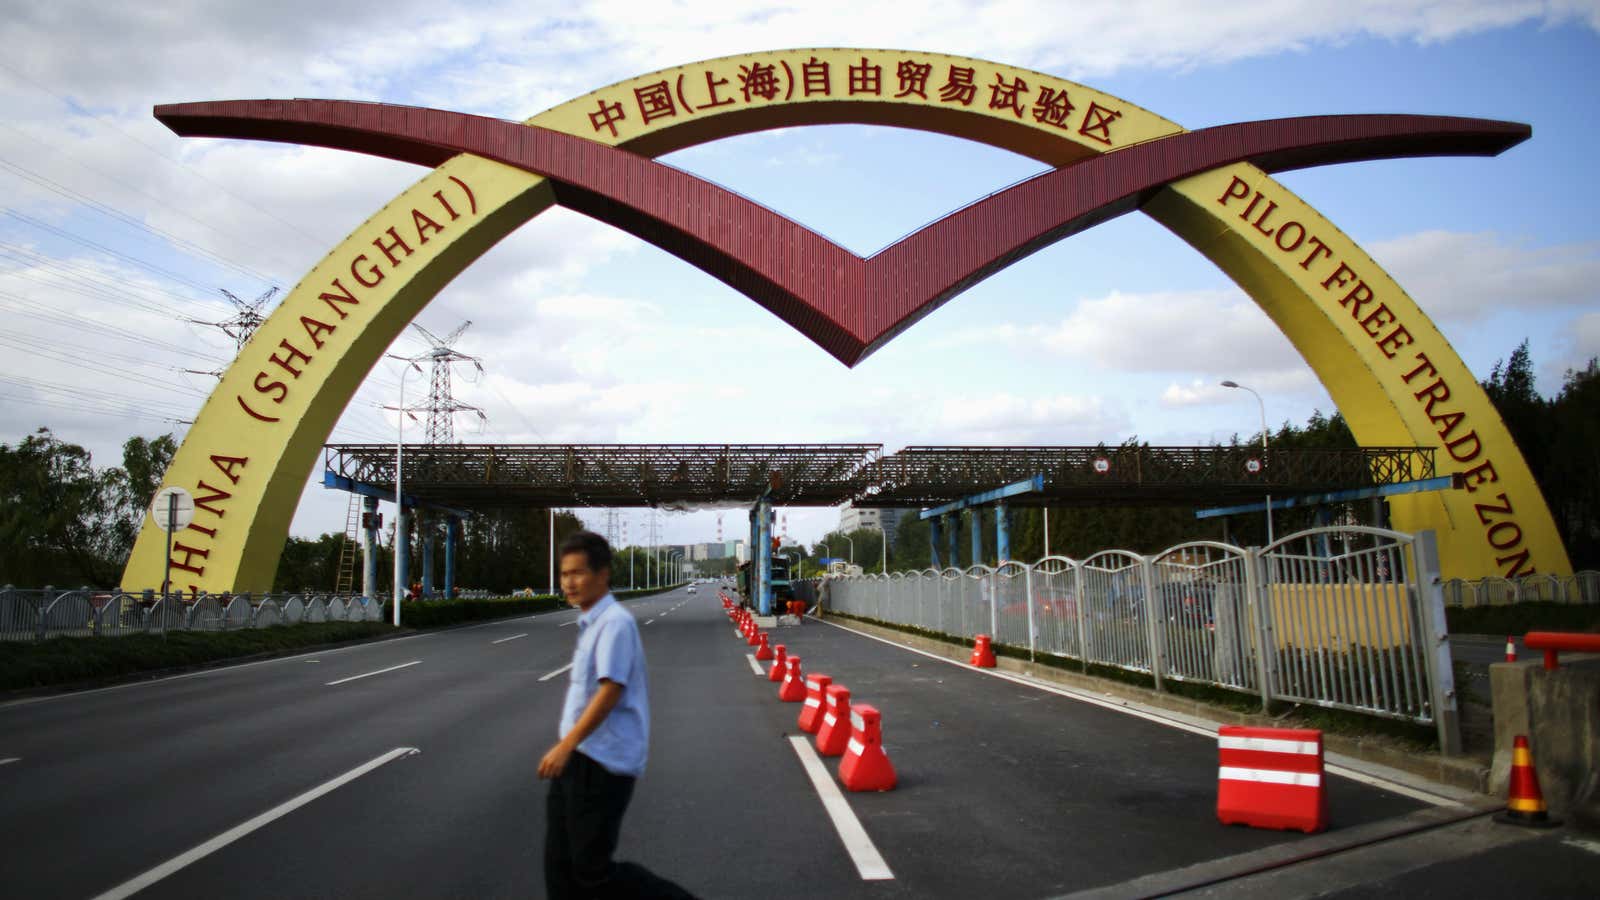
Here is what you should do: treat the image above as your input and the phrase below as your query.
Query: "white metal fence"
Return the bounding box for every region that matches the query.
[0,588,385,642]
[827,526,1464,754]
[1440,571,1600,607]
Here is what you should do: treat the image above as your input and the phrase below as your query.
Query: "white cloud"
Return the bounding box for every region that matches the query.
[1368,230,1600,324]
[1040,288,1304,375]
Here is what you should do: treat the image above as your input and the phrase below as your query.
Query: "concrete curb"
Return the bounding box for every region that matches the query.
[824,613,1492,799]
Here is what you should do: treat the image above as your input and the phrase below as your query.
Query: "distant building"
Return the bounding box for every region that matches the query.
[838,503,914,548]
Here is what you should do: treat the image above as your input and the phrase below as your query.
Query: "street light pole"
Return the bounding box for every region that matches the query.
[390,357,424,626]
[1221,380,1274,544]
[843,534,855,566]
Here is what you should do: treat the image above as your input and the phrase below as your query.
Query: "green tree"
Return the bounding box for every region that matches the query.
[0,428,123,586]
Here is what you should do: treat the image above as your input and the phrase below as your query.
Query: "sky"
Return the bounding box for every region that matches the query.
[1,1,1597,553]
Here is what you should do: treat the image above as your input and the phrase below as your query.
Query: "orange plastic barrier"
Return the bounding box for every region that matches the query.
[1216,725,1326,834]
[767,645,788,682]
[779,656,806,701]
[797,674,832,733]
[969,634,996,668]
[838,703,896,791]
[815,684,852,756]
[754,632,774,661]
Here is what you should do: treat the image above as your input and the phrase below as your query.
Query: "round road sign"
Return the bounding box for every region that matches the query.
[150,486,195,532]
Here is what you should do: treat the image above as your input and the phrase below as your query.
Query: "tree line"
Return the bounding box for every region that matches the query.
[3,341,1594,589]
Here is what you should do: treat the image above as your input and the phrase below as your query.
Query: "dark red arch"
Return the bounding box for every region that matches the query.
[155,99,1527,366]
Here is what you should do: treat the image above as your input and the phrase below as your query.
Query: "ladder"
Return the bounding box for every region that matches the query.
[334,493,362,593]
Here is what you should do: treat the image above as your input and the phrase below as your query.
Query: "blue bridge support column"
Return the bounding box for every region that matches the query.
[361,496,379,602]
[996,500,1011,564]
[929,513,943,569]
[944,513,958,570]
[420,516,435,598]
[444,516,460,599]
[969,508,983,567]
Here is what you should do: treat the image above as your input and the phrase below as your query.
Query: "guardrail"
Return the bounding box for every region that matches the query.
[0,588,386,642]
[825,526,1462,754]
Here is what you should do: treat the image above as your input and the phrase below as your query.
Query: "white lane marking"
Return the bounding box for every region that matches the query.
[746,654,765,676]
[1563,836,1600,856]
[490,633,528,645]
[817,618,1462,808]
[0,757,20,766]
[559,620,578,628]
[539,662,573,682]
[0,632,432,709]
[645,619,656,626]
[91,747,418,900]
[787,736,893,881]
[325,660,420,686]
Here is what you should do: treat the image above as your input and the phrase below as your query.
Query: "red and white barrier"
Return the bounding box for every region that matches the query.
[1216,726,1326,833]
[969,634,996,668]
[779,656,806,701]
[838,703,896,791]
[754,632,774,661]
[767,645,788,682]
[797,674,832,733]
[815,684,852,756]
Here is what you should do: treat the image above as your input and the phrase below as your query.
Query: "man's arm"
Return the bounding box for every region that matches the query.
[538,679,624,779]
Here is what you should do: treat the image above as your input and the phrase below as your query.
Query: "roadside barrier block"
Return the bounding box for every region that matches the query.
[767,645,788,682]
[1216,726,1326,834]
[779,656,806,701]
[815,684,852,756]
[797,674,832,733]
[839,703,896,791]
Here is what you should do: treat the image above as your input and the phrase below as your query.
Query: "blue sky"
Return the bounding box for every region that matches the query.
[1,2,1596,551]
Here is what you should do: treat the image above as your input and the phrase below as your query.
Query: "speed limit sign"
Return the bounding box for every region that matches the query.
[150,487,195,532]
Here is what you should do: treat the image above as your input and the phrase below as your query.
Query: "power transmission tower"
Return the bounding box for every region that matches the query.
[410,321,486,444]
[187,287,279,354]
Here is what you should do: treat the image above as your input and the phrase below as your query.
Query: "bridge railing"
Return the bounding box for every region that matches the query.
[827,526,1462,754]
[1440,571,1600,607]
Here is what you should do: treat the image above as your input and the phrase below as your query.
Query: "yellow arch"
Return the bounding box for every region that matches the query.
[123,48,1570,592]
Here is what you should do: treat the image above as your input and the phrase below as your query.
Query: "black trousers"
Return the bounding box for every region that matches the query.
[544,751,696,900]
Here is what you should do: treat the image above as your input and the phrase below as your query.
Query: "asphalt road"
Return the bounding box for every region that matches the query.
[1,585,1589,899]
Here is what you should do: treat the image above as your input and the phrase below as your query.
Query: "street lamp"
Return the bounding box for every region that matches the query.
[389,355,425,626]
[1221,380,1274,544]
[842,534,855,566]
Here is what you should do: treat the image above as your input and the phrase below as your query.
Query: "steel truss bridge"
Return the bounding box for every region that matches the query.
[323,443,1437,511]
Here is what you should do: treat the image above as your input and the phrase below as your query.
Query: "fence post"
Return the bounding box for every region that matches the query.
[1412,530,1462,756]
[1139,556,1164,692]
[1072,562,1088,673]
[1245,546,1273,713]
[989,570,998,642]
[1025,564,1037,662]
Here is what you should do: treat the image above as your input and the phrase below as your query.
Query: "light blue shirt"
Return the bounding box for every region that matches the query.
[559,593,650,777]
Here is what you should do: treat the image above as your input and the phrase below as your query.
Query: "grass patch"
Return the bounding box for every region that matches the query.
[0,621,394,691]
[1448,602,1600,636]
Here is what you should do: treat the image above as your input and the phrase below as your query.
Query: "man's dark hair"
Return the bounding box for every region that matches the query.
[558,530,613,574]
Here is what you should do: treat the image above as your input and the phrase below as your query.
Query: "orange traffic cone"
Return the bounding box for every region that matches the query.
[1495,735,1560,827]
[1504,636,1517,663]
[767,645,788,682]
[746,625,762,647]
[754,633,774,661]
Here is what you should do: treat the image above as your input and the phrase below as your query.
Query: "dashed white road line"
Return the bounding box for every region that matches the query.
[787,736,893,880]
[0,757,20,766]
[490,633,528,644]
[746,654,765,676]
[539,662,573,682]
[325,661,421,686]
[90,747,419,900]
[559,620,578,627]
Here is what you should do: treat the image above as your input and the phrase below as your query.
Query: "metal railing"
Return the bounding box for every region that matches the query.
[826,526,1462,754]
[0,587,386,642]
[1440,571,1600,607]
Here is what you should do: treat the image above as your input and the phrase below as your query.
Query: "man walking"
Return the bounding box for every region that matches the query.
[539,530,695,899]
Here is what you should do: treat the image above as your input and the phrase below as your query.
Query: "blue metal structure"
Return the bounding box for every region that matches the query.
[445,516,461,599]
[923,476,1043,568]
[1193,476,1455,519]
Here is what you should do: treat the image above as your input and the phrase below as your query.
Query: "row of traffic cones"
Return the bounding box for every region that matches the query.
[723,595,896,791]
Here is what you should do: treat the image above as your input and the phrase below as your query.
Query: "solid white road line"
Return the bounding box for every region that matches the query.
[645,619,656,625]
[539,662,573,682]
[325,660,421,686]
[91,747,419,900]
[490,633,528,645]
[787,736,894,881]
[559,620,578,628]
[746,654,765,676]
[817,618,1463,808]
[0,757,19,766]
